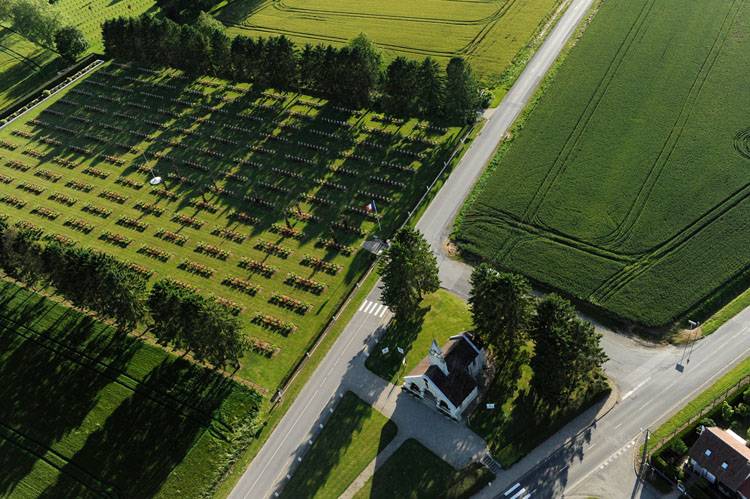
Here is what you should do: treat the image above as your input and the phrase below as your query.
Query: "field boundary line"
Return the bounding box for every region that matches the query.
[0,59,104,129]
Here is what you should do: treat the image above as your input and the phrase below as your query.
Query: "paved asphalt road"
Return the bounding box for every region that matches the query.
[477,306,750,498]
[229,0,750,497]
[229,0,597,497]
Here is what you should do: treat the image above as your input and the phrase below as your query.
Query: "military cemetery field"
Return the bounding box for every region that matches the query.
[57,0,157,52]
[0,279,262,498]
[457,0,750,327]
[0,0,157,112]
[218,0,563,85]
[0,61,462,392]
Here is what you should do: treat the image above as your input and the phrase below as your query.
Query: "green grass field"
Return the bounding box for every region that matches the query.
[217,0,563,86]
[0,27,66,113]
[352,439,493,499]
[0,279,262,498]
[57,0,159,53]
[280,391,397,499]
[0,62,462,393]
[457,0,750,328]
[365,289,473,383]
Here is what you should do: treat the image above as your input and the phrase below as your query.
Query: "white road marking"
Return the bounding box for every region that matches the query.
[504,483,521,496]
[509,488,527,499]
[622,376,652,400]
[243,317,372,499]
[357,300,390,317]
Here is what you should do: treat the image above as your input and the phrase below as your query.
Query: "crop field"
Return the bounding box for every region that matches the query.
[0,61,461,392]
[217,0,563,84]
[457,0,750,327]
[0,279,262,498]
[0,27,64,113]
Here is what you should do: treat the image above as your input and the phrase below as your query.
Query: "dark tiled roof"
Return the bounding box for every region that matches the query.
[424,364,477,407]
[689,427,750,491]
[407,334,480,407]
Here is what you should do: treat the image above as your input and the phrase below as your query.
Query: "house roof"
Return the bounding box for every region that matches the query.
[689,427,750,490]
[407,334,481,407]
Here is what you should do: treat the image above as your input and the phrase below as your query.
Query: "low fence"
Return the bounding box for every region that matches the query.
[647,373,750,458]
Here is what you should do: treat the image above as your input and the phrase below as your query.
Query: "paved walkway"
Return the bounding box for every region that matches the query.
[339,433,408,499]
[344,353,487,468]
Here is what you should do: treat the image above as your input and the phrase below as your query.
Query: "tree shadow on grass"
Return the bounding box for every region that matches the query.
[278,391,398,499]
[364,305,430,382]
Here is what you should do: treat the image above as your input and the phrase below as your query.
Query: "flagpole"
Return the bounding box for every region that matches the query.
[374,200,382,234]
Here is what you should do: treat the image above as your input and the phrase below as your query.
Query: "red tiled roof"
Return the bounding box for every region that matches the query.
[689,427,750,491]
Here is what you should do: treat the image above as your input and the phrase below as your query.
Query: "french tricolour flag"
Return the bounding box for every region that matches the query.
[364,200,377,213]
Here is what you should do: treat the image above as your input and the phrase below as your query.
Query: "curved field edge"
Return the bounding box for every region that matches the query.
[218,0,565,86]
[455,0,750,329]
[0,279,262,498]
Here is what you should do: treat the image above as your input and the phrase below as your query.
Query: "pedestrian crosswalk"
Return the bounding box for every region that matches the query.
[358,299,389,318]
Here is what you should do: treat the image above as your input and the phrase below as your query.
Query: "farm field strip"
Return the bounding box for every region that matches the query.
[458,0,750,326]
[219,0,564,84]
[0,280,262,498]
[0,61,460,391]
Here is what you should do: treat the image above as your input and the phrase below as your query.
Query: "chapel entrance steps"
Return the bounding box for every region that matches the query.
[481,452,503,474]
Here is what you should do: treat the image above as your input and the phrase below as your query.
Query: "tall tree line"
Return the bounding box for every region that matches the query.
[375,229,606,407]
[0,220,246,369]
[102,14,480,120]
[469,264,608,407]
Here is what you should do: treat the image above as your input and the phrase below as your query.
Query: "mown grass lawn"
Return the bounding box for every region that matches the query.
[218,0,563,86]
[0,279,262,498]
[56,0,158,53]
[365,288,473,383]
[280,391,397,499]
[0,27,67,113]
[0,62,462,393]
[457,0,750,329]
[352,438,493,499]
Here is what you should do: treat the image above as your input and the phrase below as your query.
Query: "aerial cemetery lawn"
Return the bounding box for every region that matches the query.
[217,0,564,90]
[0,279,262,498]
[457,0,750,329]
[55,0,158,52]
[0,61,464,393]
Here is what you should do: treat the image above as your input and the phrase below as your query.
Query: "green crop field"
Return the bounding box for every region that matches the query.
[217,0,563,85]
[0,61,462,393]
[0,279,262,498]
[0,27,66,113]
[458,0,750,327]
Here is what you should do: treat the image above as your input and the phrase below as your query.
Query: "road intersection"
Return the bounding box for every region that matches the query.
[228,0,750,496]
